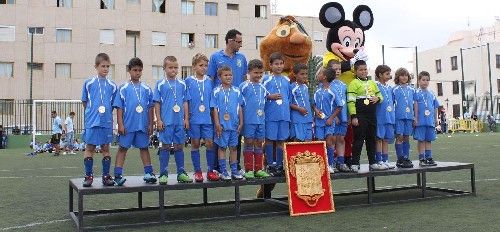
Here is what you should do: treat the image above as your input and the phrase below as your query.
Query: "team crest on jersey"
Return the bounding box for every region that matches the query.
[237,59,242,67]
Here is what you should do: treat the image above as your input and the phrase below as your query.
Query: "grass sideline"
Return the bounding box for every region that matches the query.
[0,133,499,231]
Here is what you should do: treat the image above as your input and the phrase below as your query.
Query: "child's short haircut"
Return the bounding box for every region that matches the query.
[225,29,242,44]
[326,59,340,68]
[95,53,110,66]
[353,60,367,70]
[394,67,411,84]
[248,59,264,71]
[269,52,284,64]
[127,57,143,70]
[375,65,391,80]
[293,63,308,75]
[217,65,232,77]
[316,66,325,77]
[51,110,57,114]
[69,112,75,116]
[192,53,209,66]
[163,56,177,67]
[325,67,336,82]
[418,71,430,80]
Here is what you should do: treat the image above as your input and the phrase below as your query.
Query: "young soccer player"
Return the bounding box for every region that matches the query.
[81,53,117,187]
[262,52,291,176]
[290,63,313,142]
[211,66,244,180]
[375,65,396,169]
[112,57,157,186]
[239,59,270,179]
[50,110,63,156]
[413,71,440,166]
[154,56,193,185]
[393,67,415,168]
[185,53,219,182]
[347,60,385,172]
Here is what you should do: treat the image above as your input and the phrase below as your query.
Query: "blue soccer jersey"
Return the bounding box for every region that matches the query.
[113,81,154,133]
[393,85,415,120]
[239,80,266,125]
[290,83,313,124]
[314,86,335,127]
[376,82,395,124]
[185,75,214,125]
[81,77,117,129]
[153,78,190,126]
[262,74,291,122]
[210,86,243,130]
[207,50,248,87]
[331,80,348,123]
[414,89,441,126]
[52,116,62,134]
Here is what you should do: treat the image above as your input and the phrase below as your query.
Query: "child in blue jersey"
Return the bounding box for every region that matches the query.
[375,65,396,169]
[393,68,415,168]
[239,59,270,179]
[154,56,193,185]
[185,53,219,182]
[290,63,313,142]
[262,52,291,177]
[313,67,337,173]
[80,53,117,187]
[112,58,157,186]
[413,71,440,166]
[211,66,244,181]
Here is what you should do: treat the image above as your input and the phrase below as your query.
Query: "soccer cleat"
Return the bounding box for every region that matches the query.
[114,175,126,186]
[82,175,93,187]
[220,172,231,181]
[397,158,413,168]
[328,165,335,174]
[274,166,285,177]
[102,175,115,186]
[158,174,168,185]
[396,159,405,168]
[267,165,277,177]
[370,162,388,171]
[207,171,220,181]
[62,152,67,155]
[254,170,271,178]
[426,158,437,166]
[232,172,244,180]
[243,171,255,179]
[143,173,157,184]
[338,164,351,172]
[193,171,204,182]
[177,172,193,183]
[350,165,360,173]
[383,161,396,169]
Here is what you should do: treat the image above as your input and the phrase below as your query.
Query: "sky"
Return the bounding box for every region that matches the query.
[274,0,500,71]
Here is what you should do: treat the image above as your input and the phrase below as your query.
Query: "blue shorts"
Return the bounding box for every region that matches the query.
[159,125,185,145]
[243,124,265,139]
[189,124,214,140]
[118,131,150,149]
[396,119,413,136]
[215,130,239,148]
[413,126,436,142]
[376,123,395,142]
[265,121,290,141]
[83,127,113,146]
[315,125,335,140]
[290,122,313,141]
[333,122,348,136]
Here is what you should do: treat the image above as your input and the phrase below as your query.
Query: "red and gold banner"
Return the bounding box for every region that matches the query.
[284,141,335,216]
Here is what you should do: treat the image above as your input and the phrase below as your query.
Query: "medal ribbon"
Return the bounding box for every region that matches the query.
[97,77,108,107]
[166,79,177,107]
[131,81,142,107]
[251,82,262,108]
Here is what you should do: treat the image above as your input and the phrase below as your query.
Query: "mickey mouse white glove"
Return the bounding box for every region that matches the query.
[350,50,369,66]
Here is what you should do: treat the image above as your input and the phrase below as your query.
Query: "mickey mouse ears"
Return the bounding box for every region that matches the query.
[319,2,373,30]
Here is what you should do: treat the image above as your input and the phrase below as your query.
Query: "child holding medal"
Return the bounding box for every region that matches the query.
[290,63,313,142]
[154,56,193,184]
[374,65,396,169]
[80,53,118,187]
[239,59,270,179]
[413,71,440,166]
[211,66,244,180]
[112,58,157,186]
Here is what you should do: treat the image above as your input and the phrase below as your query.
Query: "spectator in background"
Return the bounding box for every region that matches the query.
[439,109,447,134]
[0,125,5,149]
[463,111,471,119]
[63,112,76,154]
[50,111,63,156]
[487,115,496,132]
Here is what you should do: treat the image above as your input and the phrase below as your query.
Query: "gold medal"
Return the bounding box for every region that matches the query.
[405,107,411,113]
[319,112,326,119]
[424,109,431,116]
[98,105,106,113]
[173,104,181,113]
[136,105,143,113]
[223,113,230,121]
[363,99,370,105]
[386,106,392,112]
[257,109,263,116]
[276,99,283,105]
[199,104,206,112]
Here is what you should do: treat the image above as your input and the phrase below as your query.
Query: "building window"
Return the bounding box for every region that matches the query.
[255,5,267,18]
[437,83,443,96]
[0,0,15,4]
[0,25,15,42]
[255,36,264,50]
[55,63,71,78]
[497,79,500,93]
[152,65,164,79]
[28,27,44,35]
[205,34,217,48]
[452,104,460,119]
[227,3,238,11]
[99,29,114,44]
[27,62,43,71]
[181,66,192,79]
[56,28,72,43]
[57,0,72,7]
[181,33,194,48]
[152,0,165,13]
[451,56,458,70]
[313,31,323,42]
[0,62,14,78]
[435,59,441,73]
[0,99,14,116]
[181,0,194,15]
[151,31,166,46]
[205,2,217,16]
[126,0,140,4]
[452,81,459,94]
[496,54,500,69]
[100,0,114,9]
[126,30,140,45]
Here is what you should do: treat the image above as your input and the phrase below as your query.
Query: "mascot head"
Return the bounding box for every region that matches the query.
[319,2,373,61]
[259,16,313,76]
